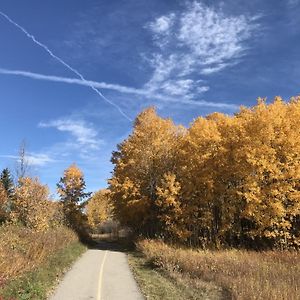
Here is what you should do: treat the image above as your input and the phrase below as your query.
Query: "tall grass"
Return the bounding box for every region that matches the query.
[0,224,78,286]
[137,239,300,300]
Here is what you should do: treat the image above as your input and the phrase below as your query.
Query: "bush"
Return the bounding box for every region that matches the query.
[0,224,78,286]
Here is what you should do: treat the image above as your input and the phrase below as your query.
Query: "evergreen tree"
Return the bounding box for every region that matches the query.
[0,168,14,198]
[0,182,8,223]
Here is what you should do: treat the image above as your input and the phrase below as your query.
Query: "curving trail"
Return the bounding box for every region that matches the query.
[50,242,143,300]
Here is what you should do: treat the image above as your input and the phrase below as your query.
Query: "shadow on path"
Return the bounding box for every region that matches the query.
[87,238,135,253]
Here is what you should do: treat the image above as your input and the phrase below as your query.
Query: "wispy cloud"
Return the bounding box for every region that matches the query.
[0,68,237,109]
[148,13,175,34]
[25,153,55,166]
[0,116,103,167]
[160,79,209,97]
[148,13,175,47]
[39,118,103,151]
[145,1,259,98]
[0,153,55,167]
[287,0,299,7]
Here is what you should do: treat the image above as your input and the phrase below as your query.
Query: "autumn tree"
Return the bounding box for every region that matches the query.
[229,97,300,248]
[110,107,185,237]
[110,98,300,249]
[178,114,225,247]
[57,164,91,234]
[156,173,188,240]
[86,189,112,231]
[13,177,52,231]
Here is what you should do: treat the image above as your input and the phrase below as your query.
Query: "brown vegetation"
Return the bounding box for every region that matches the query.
[0,224,78,286]
[137,239,300,300]
[0,163,91,293]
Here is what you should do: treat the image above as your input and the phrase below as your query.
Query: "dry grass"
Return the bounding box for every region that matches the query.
[128,252,223,300]
[0,224,78,287]
[0,241,86,300]
[137,239,300,300]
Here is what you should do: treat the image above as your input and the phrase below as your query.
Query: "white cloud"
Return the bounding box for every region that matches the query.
[145,1,259,99]
[160,79,209,96]
[201,64,228,75]
[39,118,103,151]
[25,153,55,166]
[145,54,178,92]
[161,79,194,96]
[178,2,252,66]
[148,13,175,34]
[0,153,55,167]
[197,86,210,93]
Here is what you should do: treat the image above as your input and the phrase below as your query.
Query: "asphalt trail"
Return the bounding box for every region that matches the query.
[50,242,143,300]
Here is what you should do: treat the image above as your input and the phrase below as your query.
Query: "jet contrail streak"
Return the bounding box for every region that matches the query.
[0,68,145,95]
[0,67,239,110]
[0,10,132,121]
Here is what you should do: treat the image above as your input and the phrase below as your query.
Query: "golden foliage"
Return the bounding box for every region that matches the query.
[110,98,300,248]
[13,177,52,231]
[110,107,184,235]
[57,164,90,234]
[57,164,86,199]
[86,189,112,230]
[156,173,188,240]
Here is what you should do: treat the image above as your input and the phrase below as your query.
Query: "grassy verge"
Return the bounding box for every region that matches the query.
[136,239,300,300]
[128,252,223,300]
[0,241,86,300]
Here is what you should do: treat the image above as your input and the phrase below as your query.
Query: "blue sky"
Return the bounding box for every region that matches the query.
[0,0,300,196]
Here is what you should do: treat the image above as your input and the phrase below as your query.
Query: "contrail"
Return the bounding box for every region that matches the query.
[0,10,132,121]
[0,68,146,95]
[0,68,239,109]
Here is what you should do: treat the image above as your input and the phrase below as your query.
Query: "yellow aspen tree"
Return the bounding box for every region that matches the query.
[156,173,188,241]
[234,97,300,247]
[110,97,300,249]
[110,107,184,236]
[178,115,224,246]
[86,189,112,230]
[14,177,51,231]
[57,164,91,233]
[205,113,242,246]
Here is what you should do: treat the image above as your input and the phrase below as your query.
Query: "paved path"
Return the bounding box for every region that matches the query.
[50,242,143,300]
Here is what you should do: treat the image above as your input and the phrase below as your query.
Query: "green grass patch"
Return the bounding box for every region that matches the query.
[128,252,222,300]
[0,241,86,300]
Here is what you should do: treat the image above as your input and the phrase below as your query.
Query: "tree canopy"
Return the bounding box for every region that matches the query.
[110,98,300,249]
